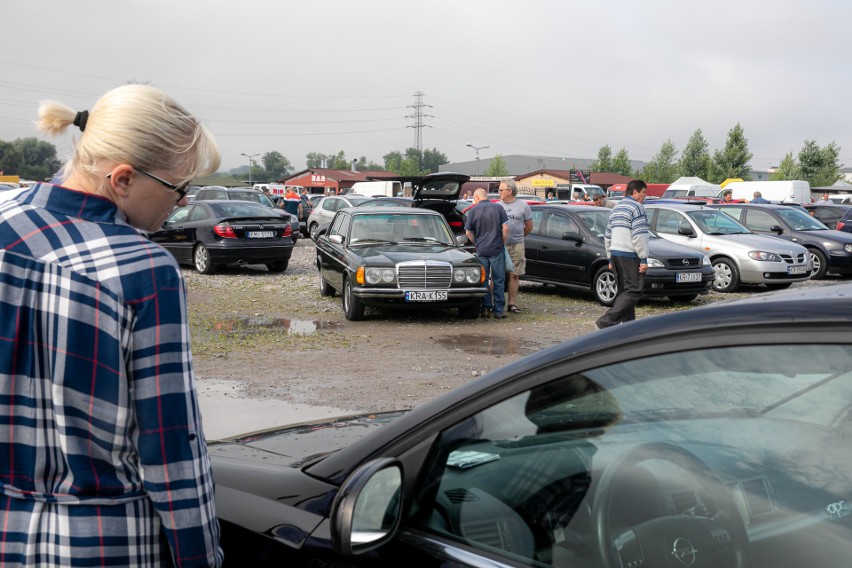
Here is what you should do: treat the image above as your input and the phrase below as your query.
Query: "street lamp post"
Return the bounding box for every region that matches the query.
[241,152,260,185]
[466,143,490,176]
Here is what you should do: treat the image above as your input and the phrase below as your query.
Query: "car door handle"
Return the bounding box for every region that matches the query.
[541,245,549,250]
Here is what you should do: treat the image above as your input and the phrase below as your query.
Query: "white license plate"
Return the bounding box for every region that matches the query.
[676,272,702,283]
[247,231,275,238]
[405,290,448,302]
[788,265,808,274]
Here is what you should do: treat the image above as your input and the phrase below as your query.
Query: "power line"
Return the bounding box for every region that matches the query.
[406,91,433,153]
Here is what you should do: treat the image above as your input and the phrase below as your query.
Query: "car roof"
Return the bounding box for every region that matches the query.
[348,206,439,215]
[644,202,712,211]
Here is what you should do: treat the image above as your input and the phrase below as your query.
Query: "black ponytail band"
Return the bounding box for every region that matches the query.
[73,110,89,132]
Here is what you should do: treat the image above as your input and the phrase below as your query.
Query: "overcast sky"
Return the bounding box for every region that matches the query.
[3,0,851,174]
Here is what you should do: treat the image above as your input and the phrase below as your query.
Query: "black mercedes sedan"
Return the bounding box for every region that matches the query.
[315,207,487,320]
[148,200,294,274]
[211,282,852,568]
[524,205,715,305]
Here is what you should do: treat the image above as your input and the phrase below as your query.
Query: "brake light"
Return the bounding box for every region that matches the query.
[282,224,292,237]
[448,221,463,228]
[213,223,237,238]
[838,221,845,231]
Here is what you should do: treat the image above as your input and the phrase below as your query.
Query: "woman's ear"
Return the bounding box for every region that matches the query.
[107,164,134,198]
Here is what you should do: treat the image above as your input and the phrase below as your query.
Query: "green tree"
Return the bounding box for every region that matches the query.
[797,140,842,187]
[590,145,614,172]
[305,152,328,169]
[383,151,402,172]
[261,151,292,181]
[484,154,509,176]
[354,156,385,171]
[710,123,752,183]
[641,140,679,183]
[0,137,60,181]
[770,152,800,181]
[678,129,712,179]
[611,148,632,176]
[422,148,448,173]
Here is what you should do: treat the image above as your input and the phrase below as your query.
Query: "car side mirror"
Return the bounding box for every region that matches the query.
[329,234,343,244]
[562,231,583,243]
[770,225,784,234]
[331,458,403,556]
[677,227,696,237]
[456,235,469,246]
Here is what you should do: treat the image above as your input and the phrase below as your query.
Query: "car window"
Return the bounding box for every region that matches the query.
[544,212,579,239]
[202,189,227,200]
[775,207,827,231]
[411,344,852,566]
[687,209,749,234]
[167,207,191,223]
[654,209,689,235]
[329,213,347,237]
[575,210,609,238]
[322,198,338,212]
[530,208,545,234]
[743,209,777,232]
[187,204,209,222]
[811,207,842,224]
[716,206,744,221]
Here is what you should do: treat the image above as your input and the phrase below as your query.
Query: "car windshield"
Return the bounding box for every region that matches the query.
[776,207,828,231]
[346,197,371,206]
[575,210,610,238]
[567,344,852,425]
[231,190,274,208]
[349,213,453,244]
[687,209,750,234]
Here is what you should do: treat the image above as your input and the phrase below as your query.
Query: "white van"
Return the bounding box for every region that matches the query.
[662,177,723,199]
[347,180,402,197]
[725,180,811,204]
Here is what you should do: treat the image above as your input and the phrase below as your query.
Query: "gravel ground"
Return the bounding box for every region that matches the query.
[187,238,842,415]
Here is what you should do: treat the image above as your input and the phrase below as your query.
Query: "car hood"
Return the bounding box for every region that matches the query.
[207,410,408,469]
[354,244,475,264]
[704,232,807,253]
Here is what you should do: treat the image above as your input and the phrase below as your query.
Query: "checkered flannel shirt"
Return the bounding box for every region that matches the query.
[0,183,222,566]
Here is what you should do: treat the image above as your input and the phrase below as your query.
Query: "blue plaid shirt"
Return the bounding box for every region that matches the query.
[0,183,222,566]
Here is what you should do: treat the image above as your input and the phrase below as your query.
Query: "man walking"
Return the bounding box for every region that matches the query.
[596,179,649,329]
[499,180,533,314]
[465,188,509,318]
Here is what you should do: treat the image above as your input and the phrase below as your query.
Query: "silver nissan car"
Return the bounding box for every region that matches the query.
[645,202,811,292]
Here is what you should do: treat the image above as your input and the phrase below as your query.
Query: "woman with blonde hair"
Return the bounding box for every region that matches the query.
[0,84,223,566]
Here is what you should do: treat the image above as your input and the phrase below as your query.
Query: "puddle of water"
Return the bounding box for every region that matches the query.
[209,316,340,337]
[435,334,539,356]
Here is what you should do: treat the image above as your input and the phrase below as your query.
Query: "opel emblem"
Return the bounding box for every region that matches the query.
[682,258,689,266]
[259,224,264,230]
[671,537,698,566]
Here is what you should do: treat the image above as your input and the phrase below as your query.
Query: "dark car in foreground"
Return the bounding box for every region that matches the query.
[211,283,852,567]
[148,200,294,274]
[711,203,852,279]
[315,207,486,320]
[524,205,715,305]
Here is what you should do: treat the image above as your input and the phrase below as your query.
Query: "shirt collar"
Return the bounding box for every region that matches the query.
[22,182,127,225]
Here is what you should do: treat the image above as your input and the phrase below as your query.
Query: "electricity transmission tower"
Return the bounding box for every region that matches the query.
[406,91,433,153]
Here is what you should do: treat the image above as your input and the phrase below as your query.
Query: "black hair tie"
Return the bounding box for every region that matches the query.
[73,110,89,132]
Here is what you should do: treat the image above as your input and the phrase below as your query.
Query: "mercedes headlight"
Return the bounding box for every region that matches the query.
[845,243,852,254]
[454,267,482,284]
[365,267,395,284]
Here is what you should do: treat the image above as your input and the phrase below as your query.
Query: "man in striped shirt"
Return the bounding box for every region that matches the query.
[596,180,649,329]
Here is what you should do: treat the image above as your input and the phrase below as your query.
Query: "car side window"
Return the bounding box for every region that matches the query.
[323,198,338,212]
[329,213,347,237]
[411,374,622,566]
[544,213,579,240]
[187,205,209,222]
[744,209,777,232]
[167,207,191,224]
[718,207,744,221]
[530,208,545,234]
[655,210,687,235]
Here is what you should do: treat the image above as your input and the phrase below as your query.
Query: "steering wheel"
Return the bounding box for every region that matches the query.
[591,442,748,568]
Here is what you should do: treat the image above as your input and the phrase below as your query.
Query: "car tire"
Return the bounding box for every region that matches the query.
[668,294,698,303]
[808,247,828,279]
[266,261,289,273]
[193,244,216,274]
[318,261,335,297]
[458,302,481,319]
[343,277,365,321]
[309,222,320,241]
[711,257,740,293]
[593,266,617,306]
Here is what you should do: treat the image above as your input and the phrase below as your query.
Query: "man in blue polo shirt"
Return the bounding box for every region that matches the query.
[465,188,509,318]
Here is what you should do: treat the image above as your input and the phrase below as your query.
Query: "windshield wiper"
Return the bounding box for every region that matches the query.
[351,239,397,245]
[400,237,437,242]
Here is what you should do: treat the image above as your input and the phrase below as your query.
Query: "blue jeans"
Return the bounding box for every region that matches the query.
[477,251,506,314]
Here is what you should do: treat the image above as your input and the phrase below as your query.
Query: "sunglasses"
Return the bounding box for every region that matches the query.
[107,167,190,202]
